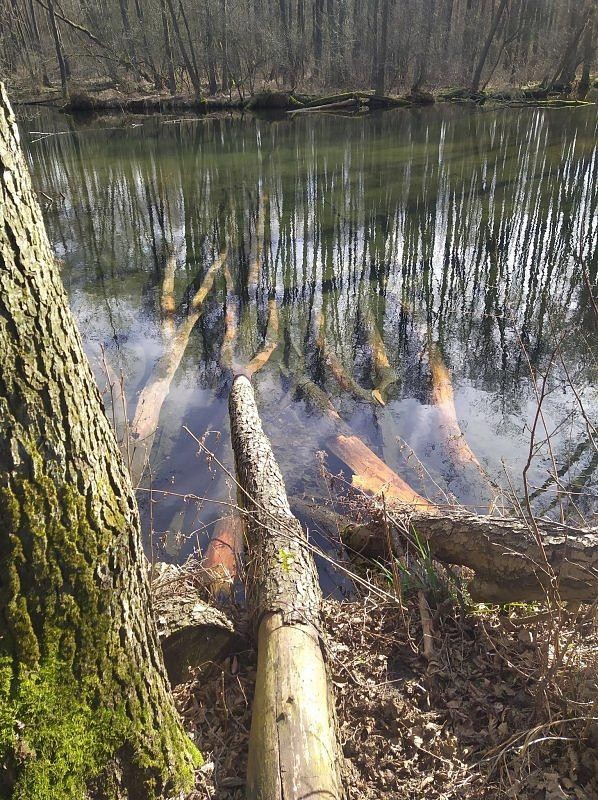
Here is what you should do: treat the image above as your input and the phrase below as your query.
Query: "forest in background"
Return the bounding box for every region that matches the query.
[1,0,595,100]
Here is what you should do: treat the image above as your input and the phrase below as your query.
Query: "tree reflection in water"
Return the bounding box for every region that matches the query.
[21,105,597,580]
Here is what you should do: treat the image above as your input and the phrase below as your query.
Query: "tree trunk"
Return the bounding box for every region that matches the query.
[548,9,589,91]
[221,0,230,92]
[134,0,163,89]
[229,376,344,800]
[205,0,219,95]
[28,0,51,86]
[46,0,68,97]
[314,0,323,62]
[160,0,177,93]
[0,85,199,797]
[471,0,508,92]
[578,9,594,98]
[118,0,140,80]
[375,0,390,95]
[165,0,202,97]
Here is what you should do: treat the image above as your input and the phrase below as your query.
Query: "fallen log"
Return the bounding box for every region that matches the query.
[129,247,227,485]
[300,92,362,107]
[202,512,244,598]
[364,310,398,405]
[428,342,487,475]
[340,506,598,603]
[245,297,280,377]
[316,311,375,405]
[152,563,240,685]
[289,98,360,114]
[161,250,177,314]
[367,94,412,109]
[328,433,434,508]
[221,263,238,371]
[247,190,266,290]
[229,375,345,800]
[288,365,432,509]
[284,367,597,602]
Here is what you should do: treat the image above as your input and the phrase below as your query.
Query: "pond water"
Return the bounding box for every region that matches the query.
[19,104,598,592]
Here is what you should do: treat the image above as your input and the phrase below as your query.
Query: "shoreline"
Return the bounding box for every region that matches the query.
[13,83,596,117]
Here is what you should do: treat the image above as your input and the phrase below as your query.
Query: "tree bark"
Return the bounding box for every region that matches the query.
[203,513,244,597]
[160,0,177,93]
[341,508,598,603]
[229,376,344,800]
[578,9,594,98]
[471,0,508,92]
[46,0,68,97]
[374,0,390,95]
[428,342,486,474]
[165,0,202,97]
[0,84,198,798]
[364,308,397,405]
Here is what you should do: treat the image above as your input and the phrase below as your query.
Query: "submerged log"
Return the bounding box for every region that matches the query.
[129,247,227,485]
[428,342,486,474]
[161,251,176,314]
[202,513,244,598]
[341,507,598,603]
[364,310,398,405]
[285,366,597,602]
[229,375,344,800]
[221,263,238,371]
[247,190,266,290]
[316,311,375,405]
[289,366,432,508]
[245,297,280,377]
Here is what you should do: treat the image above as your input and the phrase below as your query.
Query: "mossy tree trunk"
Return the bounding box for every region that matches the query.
[0,84,200,799]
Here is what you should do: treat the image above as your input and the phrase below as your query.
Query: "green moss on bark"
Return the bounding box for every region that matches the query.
[0,475,201,799]
[1,81,200,798]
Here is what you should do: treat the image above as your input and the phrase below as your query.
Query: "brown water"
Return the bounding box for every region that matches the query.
[20,104,598,592]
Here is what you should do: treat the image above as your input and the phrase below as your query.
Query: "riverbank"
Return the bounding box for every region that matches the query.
[13,80,597,116]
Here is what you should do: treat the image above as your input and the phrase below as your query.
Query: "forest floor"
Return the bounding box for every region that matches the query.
[169,578,598,800]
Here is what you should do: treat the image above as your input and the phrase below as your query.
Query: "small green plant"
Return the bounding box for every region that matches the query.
[278,547,295,573]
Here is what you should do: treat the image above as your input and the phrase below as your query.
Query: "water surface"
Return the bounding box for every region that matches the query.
[20,105,598,587]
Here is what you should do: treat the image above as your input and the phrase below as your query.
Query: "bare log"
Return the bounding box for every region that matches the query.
[229,375,344,800]
[202,513,244,598]
[428,342,488,476]
[129,247,227,485]
[328,433,434,508]
[289,366,432,509]
[341,507,598,603]
[160,249,176,337]
[289,98,360,113]
[245,298,280,377]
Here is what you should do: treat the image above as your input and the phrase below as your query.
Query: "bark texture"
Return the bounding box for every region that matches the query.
[154,590,238,685]
[229,375,344,800]
[342,508,598,603]
[0,84,199,799]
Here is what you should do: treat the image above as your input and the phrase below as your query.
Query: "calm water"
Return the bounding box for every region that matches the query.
[19,105,598,586]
